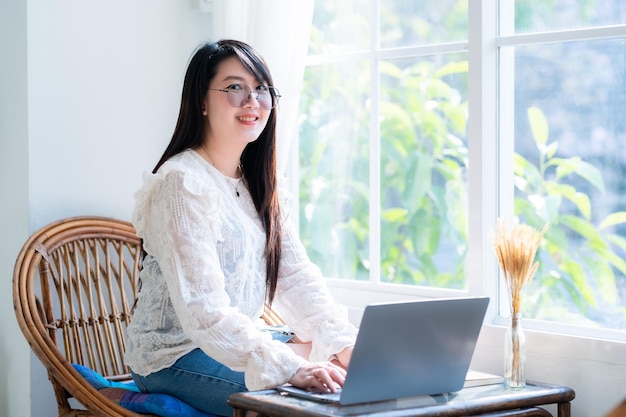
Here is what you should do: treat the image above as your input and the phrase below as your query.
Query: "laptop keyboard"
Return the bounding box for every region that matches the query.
[310,388,342,402]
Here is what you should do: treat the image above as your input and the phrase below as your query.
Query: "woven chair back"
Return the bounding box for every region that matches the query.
[14,215,285,417]
[13,216,146,416]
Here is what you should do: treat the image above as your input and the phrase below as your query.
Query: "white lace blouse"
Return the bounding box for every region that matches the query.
[125,149,357,391]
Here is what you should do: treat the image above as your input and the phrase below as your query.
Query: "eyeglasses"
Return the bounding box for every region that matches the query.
[208,83,281,110]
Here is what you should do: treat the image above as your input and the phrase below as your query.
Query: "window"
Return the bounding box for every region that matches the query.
[297,0,626,340]
[499,2,626,335]
[299,1,470,288]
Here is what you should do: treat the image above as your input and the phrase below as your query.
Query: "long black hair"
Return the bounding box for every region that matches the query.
[153,39,282,305]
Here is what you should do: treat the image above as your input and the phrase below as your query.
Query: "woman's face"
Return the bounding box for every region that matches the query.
[203,56,271,148]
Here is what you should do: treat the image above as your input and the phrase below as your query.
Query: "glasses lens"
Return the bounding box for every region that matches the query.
[257,90,273,110]
[226,85,280,110]
[226,86,248,108]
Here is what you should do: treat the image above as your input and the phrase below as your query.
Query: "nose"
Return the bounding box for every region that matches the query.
[244,89,261,108]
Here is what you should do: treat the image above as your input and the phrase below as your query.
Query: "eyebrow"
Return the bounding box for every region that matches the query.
[220,75,267,86]
[221,75,247,83]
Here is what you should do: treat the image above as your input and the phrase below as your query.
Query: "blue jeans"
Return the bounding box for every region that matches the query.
[131,330,294,417]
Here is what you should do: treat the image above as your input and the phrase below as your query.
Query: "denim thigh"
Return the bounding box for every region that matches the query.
[131,329,292,417]
[132,348,246,417]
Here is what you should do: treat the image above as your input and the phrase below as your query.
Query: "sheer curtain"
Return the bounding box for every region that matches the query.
[211,0,314,173]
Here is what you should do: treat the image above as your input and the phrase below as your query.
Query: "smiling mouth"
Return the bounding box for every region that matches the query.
[238,116,258,122]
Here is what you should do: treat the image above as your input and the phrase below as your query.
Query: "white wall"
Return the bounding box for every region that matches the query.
[26,1,213,227]
[1,1,625,417]
[0,1,212,416]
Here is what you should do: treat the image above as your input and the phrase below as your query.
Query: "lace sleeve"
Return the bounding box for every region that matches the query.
[272,179,358,361]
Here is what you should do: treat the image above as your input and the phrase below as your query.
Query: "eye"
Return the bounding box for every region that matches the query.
[227,83,245,91]
[256,85,269,92]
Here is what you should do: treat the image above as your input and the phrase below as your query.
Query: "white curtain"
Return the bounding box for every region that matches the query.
[211,0,314,173]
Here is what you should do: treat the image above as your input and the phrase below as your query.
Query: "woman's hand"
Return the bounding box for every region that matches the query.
[288,361,346,393]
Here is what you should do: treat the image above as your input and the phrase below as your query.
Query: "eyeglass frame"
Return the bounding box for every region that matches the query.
[207,84,282,110]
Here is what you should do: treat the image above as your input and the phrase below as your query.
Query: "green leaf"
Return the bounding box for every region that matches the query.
[547,156,605,193]
[404,152,433,204]
[599,212,626,230]
[445,177,468,240]
[544,182,591,220]
[561,259,596,306]
[586,257,617,304]
[606,233,626,252]
[544,141,559,159]
[410,209,441,256]
[379,60,404,79]
[580,244,621,304]
[602,248,626,278]
[380,101,414,138]
[435,60,468,77]
[439,102,468,134]
[559,214,601,241]
[575,160,605,193]
[550,157,581,178]
[513,153,542,189]
[527,106,549,147]
[381,207,409,223]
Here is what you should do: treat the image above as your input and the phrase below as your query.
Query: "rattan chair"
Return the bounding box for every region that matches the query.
[13,216,284,417]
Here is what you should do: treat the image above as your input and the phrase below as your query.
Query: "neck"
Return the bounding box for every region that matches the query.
[197,144,242,178]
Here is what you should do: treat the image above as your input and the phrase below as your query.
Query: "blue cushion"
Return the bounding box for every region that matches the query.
[72,364,218,417]
[73,363,140,391]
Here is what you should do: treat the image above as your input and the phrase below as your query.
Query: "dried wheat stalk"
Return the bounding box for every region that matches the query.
[491,219,548,315]
[491,219,547,387]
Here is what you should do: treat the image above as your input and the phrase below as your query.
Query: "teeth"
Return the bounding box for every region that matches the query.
[239,117,257,122]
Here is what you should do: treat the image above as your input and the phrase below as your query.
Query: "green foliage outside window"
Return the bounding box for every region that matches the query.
[299,57,626,329]
[378,57,468,288]
[298,0,626,330]
[518,107,626,327]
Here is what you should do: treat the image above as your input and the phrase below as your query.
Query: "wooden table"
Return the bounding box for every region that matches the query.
[229,382,575,417]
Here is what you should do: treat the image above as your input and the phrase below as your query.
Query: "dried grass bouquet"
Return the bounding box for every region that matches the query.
[491,219,548,387]
[491,219,548,315]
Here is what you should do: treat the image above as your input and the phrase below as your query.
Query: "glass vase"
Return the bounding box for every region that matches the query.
[504,313,526,388]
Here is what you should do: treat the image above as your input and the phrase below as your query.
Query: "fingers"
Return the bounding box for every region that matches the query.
[311,365,344,393]
[289,362,346,393]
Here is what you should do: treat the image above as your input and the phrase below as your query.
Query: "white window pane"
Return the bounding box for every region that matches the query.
[380,0,468,47]
[380,54,468,288]
[299,61,371,280]
[510,38,626,330]
[309,0,371,55]
[514,0,626,33]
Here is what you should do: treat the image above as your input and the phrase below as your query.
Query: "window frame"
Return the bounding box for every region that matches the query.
[293,0,626,349]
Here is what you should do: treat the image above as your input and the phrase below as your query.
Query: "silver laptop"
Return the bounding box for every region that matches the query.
[277,296,489,405]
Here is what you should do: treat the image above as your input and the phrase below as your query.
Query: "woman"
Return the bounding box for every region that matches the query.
[125,39,357,417]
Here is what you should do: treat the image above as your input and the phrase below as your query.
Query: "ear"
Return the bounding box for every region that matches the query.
[202,97,209,116]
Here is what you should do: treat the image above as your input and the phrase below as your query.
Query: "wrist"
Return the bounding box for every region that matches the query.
[335,346,353,364]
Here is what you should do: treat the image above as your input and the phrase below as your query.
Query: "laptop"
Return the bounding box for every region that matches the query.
[277,296,489,405]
